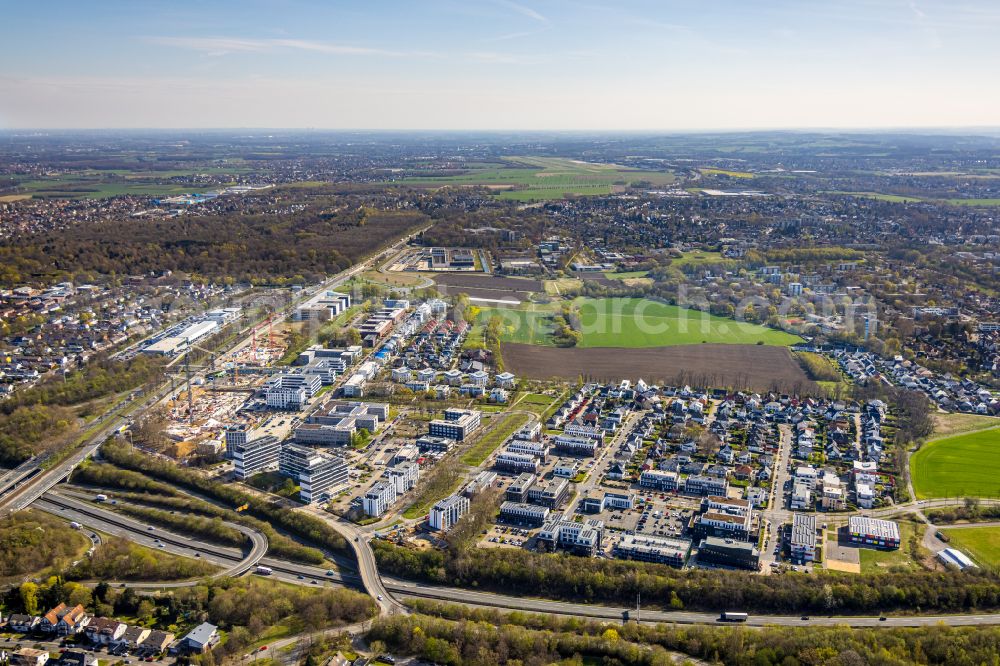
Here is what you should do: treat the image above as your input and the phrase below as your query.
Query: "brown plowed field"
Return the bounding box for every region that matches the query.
[433,274,544,292]
[502,343,816,393]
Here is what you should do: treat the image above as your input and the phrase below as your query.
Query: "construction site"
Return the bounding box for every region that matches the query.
[159,314,295,460]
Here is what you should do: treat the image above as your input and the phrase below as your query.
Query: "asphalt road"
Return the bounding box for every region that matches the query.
[39,490,268,581]
[36,489,1000,629]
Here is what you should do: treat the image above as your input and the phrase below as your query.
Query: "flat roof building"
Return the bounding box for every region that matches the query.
[233,435,280,480]
[278,443,349,503]
[615,534,691,567]
[429,409,481,441]
[499,501,549,527]
[790,513,818,564]
[429,494,470,532]
[848,516,900,550]
[698,537,760,571]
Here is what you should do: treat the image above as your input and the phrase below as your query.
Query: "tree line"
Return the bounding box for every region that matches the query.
[372,540,1000,615]
[67,537,218,582]
[98,443,350,558]
[73,460,328,565]
[373,599,1000,666]
[0,355,164,464]
[4,575,374,665]
[0,355,163,415]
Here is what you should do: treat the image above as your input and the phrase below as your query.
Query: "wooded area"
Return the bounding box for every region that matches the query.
[0,510,89,577]
[0,197,428,286]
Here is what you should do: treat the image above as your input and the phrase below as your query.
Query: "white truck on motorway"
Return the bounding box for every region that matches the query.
[255,565,273,576]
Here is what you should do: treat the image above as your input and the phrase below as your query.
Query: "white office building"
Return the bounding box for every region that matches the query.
[233,436,280,480]
[429,494,470,531]
[278,443,349,503]
[386,462,420,494]
[363,481,398,517]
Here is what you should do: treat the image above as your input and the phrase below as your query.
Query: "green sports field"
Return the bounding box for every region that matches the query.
[474,298,801,348]
[911,427,1000,499]
[940,526,1000,568]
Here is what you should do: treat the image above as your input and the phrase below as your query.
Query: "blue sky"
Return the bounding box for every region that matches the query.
[1,0,997,129]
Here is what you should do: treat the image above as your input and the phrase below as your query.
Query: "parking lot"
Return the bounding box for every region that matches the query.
[482,524,535,550]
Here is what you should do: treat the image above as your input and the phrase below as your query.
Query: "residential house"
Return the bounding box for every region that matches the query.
[11,649,49,666]
[7,614,40,633]
[180,623,219,654]
[85,617,126,645]
[57,650,97,666]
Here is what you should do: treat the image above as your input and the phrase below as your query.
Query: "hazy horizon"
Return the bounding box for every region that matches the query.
[3,0,999,130]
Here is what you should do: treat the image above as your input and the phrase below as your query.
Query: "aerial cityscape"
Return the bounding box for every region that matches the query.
[1,2,1000,666]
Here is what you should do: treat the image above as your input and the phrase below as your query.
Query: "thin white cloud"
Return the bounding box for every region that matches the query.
[483,30,534,42]
[467,51,541,64]
[496,0,547,23]
[144,36,416,58]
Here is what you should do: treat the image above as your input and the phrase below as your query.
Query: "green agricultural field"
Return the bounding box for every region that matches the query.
[475,298,800,348]
[826,191,1000,207]
[7,175,217,199]
[397,156,674,201]
[911,427,1000,499]
[940,198,1000,207]
[940,526,1000,568]
[574,298,800,348]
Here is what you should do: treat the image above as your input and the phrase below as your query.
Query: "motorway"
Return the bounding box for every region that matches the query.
[34,483,1000,629]
[39,490,268,582]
